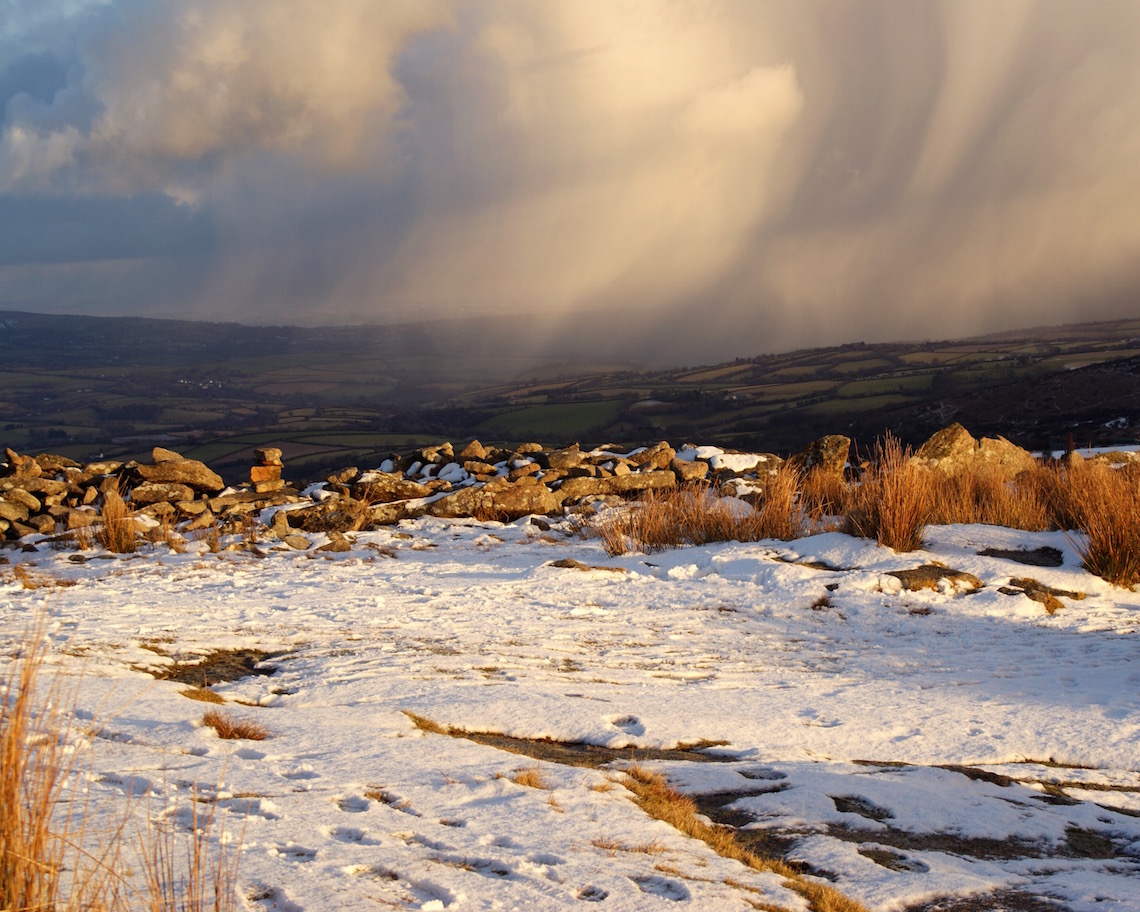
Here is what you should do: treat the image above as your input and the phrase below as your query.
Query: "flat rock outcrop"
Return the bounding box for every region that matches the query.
[911,423,1035,479]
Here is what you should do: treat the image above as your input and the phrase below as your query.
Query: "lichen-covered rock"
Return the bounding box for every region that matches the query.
[671,458,710,483]
[0,499,29,523]
[284,502,365,534]
[367,500,427,525]
[428,478,562,520]
[254,447,284,466]
[3,448,41,478]
[547,446,586,470]
[629,441,676,471]
[913,423,976,466]
[131,482,196,505]
[351,473,433,503]
[136,458,224,492]
[790,435,851,479]
[2,488,41,513]
[913,423,1035,479]
[557,470,676,502]
[458,439,488,461]
[2,476,68,496]
[975,436,1037,477]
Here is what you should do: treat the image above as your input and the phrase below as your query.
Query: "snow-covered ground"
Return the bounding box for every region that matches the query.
[2,514,1139,911]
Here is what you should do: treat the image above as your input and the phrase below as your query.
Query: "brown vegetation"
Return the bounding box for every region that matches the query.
[502,766,550,790]
[2,619,242,911]
[1053,461,1140,587]
[98,486,137,554]
[201,710,269,741]
[597,467,809,556]
[593,435,1140,587]
[1,619,113,911]
[925,465,1050,531]
[842,434,928,552]
[180,687,226,705]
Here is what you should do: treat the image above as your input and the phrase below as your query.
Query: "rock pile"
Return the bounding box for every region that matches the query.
[3,426,1128,546]
[251,447,287,493]
[0,445,300,542]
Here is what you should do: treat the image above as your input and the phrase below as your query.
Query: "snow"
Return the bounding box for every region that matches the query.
[2,515,1139,911]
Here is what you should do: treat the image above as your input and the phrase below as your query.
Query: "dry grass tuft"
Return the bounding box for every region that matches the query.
[799,467,849,526]
[2,618,244,912]
[98,486,138,553]
[193,520,222,554]
[201,710,269,741]
[754,465,808,542]
[502,766,549,790]
[402,711,450,735]
[843,434,928,552]
[621,765,868,912]
[590,837,667,855]
[0,618,114,911]
[11,564,79,590]
[925,464,1050,531]
[180,687,225,705]
[1054,461,1140,587]
[597,468,808,556]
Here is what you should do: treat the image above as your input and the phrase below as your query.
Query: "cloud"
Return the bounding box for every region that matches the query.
[1,0,451,192]
[382,4,804,316]
[2,0,1140,362]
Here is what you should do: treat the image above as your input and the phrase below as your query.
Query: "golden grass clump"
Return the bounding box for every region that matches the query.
[597,467,808,556]
[754,465,808,542]
[0,620,116,912]
[180,687,226,705]
[503,766,550,789]
[799,466,849,525]
[843,434,929,552]
[926,464,1051,532]
[98,487,137,554]
[590,837,666,855]
[11,565,79,590]
[201,710,269,741]
[1054,460,1140,587]
[2,620,246,912]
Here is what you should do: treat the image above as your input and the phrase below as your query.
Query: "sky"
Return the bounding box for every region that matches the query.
[2,0,1140,362]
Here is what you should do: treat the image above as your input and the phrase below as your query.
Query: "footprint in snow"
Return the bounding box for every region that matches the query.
[96,772,153,798]
[324,826,376,845]
[437,854,513,879]
[245,884,303,912]
[270,844,317,863]
[632,875,690,901]
[527,852,564,866]
[278,764,320,780]
[218,795,279,820]
[337,795,370,813]
[234,747,266,760]
[607,714,645,737]
[576,886,609,902]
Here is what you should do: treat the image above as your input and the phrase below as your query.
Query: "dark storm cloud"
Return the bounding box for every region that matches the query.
[0,192,214,264]
[1,1,1139,362]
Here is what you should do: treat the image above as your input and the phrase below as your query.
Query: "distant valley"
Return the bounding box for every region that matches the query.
[3,309,1139,483]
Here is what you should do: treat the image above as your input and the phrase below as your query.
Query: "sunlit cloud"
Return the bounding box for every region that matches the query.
[2,0,1140,361]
